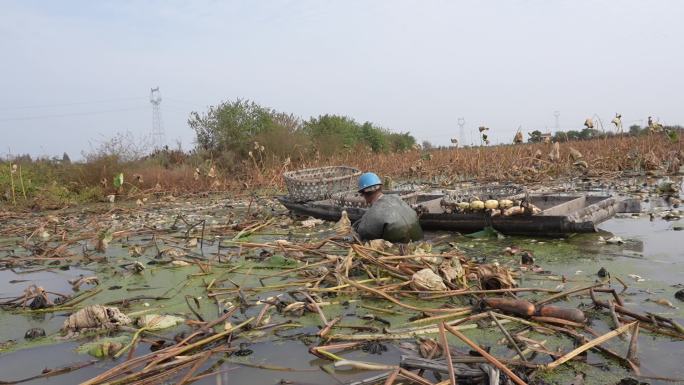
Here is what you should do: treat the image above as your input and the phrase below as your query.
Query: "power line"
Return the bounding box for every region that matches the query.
[0,97,147,111]
[0,106,148,122]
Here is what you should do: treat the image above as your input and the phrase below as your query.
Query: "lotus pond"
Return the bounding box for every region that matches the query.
[0,181,683,385]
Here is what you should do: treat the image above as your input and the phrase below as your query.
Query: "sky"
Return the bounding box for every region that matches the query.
[1,0,682,159]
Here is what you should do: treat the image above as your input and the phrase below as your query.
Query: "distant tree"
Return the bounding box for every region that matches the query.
[553,130,582,142]
[422,140,433,150]
[386,132,416,152]
[189,99,278,157]
[566,130,582,141]
[361,122,387,152]
[191,99,415,164]
[303,114,363,154]
[579,128,600,139]
[84,132,150,162]
[629,124,644,136]
[303,114,414,154]
[528,130,543,143]
[62,152,71,164]
[12,154,32,163]
[552,132,566,142]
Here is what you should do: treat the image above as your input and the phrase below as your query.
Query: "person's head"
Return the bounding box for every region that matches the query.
[358,172,383,205]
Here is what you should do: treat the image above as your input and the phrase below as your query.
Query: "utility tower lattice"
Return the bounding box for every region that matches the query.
[457,117,466,146]
[150,87,165,148]
[554,111,560,132]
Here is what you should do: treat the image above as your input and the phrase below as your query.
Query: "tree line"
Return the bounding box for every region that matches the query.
[527,124,682,143]
[189,99,415,168]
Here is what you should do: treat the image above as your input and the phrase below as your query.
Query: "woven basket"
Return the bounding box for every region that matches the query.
[284,166,362,202]
[331,190,419,208]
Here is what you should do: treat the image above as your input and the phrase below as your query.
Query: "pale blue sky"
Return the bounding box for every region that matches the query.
[1,0,682,158]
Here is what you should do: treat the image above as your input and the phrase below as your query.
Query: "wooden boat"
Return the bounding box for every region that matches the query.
[278,193,641,236]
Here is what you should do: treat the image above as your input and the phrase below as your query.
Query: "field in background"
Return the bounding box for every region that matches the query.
[1,133,682,210]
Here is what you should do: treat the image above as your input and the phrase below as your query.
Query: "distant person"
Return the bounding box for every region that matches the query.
[352,172,423,243]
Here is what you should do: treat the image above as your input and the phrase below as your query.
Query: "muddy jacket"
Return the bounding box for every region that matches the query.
[352,194,423,243]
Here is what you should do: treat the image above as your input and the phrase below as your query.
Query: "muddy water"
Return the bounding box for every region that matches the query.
[1,197,683,385]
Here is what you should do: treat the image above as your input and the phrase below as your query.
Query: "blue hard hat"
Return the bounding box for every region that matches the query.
[358,172,382,192]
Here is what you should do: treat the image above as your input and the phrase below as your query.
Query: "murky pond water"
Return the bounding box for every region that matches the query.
[1,186,683,385]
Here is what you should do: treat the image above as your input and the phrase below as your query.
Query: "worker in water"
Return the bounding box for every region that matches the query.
[352,172,423,243]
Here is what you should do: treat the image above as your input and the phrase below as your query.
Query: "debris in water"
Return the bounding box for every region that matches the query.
[647,298,678,309]
[482,298,535,317]
[411,268,447,291]
[477,264,516,289]
[334,210,352,235]
[617,377,650,385]
[137,314,185,330]
[439,258,466,287]
[366,238,392,251]
[503,246,520,255]
[24,328,46,340]
[361,340,388,355]
[129,245,144,257]
[78,337,127,358]
[68,276,99,291]
[599,236,624,244]
[676,289,684,302]
[520,251,534,265]
[301,217,324,228]
[234,342,253,356]
[628,274,646,282]
[62,305,131,333]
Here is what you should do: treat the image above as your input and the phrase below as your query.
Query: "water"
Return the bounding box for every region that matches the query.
[1,194,683,385]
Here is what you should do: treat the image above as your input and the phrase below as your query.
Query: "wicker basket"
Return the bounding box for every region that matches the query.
[284,166,362,202]
[331,190,420,208]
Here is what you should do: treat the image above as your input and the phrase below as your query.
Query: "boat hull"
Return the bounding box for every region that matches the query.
[277,194,639,236]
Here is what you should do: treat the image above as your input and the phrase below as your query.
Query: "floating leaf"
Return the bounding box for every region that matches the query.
[466,226,503,239]
[267,255,297,267]
[137,314,185,330]
[77,336,129,358]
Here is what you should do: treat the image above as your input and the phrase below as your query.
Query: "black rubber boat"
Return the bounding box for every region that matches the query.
[277,193,641,236]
